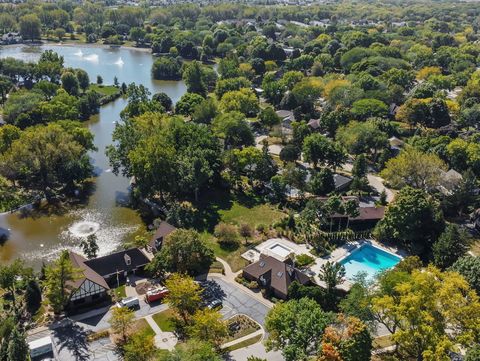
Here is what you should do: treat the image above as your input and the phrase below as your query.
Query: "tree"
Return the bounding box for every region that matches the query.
[214,222,239,248]
[109,306,135,345]
[175,92,204,116]
[191,97,218,125]
[465,345,480,361]
[54,28,66,41]
[61,71,79,96]
[350,99,388,120]
[319,261,346,293]
[0,260,31,311]
[152,92,173,111]
[148,229,214,276]
[302,134,346,169]
[374,186,445,254]
[450,256,480,294]
[7,326,28,361]
[76,69,90,93]
[239,223,253,245]
[129,27,146,46]
[80,234,99,259]
[163,339,222,361]
[164,273,202,324]
[96,75,103,85]
[308,168,335,196]
[259,106,281,129]
[433,224,470,269]
[265,298,335,361]
[214,77,251,99]
[19,14,41,41]
[219,88,259,117]
[371,266,480,360]
[279,144,300,164]
[318,315,372,361]
[380,148,447,191]
[182,61,207,97]
[212,112,254,149]
[339,275,374,325]
[336,121,388,160]
[123,330,156,361]
[0,122,94,200]
[152,57,182,80]
[187,308,228,346]
[44,250,82,314]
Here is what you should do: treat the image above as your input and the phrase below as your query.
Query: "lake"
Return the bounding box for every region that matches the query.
[0,44,187,267]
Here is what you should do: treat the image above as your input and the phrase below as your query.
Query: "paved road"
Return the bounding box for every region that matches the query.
[207,275,271,326]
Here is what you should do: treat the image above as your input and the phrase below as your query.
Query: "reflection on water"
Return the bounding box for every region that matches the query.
[0,44,187,267]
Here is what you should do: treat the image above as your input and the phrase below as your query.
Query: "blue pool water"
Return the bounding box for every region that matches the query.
[339,244,401,280]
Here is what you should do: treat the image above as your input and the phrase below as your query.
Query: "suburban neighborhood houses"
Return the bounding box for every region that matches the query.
[1,0,480,360]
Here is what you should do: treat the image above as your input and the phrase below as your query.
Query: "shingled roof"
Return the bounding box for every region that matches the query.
[84,248,150,278]
[243,255,310,296]
[68,251,109,290]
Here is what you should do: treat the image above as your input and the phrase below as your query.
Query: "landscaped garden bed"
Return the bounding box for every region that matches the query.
[223,315,261,344]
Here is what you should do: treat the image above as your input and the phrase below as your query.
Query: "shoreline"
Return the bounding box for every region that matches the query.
[1,41,153,53]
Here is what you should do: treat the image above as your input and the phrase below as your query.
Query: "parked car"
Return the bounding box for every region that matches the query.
[206,299,222,310]
[145,287,169,303]
[116,296,140,309]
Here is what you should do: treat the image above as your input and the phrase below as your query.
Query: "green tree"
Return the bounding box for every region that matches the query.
[61,71,79,96]
[7,326,28,361]
[129,27,146,46]
[148,229,214,276]
[258,106,281,129]
[308,168,335,196]
[163,339,221,361]
[265,298,335,361]
[336,121,388,160]
[109,306,135,345]
[350,99,388,120]
[0,260,31,311]
[450,256,480,294]
[182,61,207,97]
[80,234,99,259]
[214,222,239,248]
[19,14,41,41]
[175,92,204,116]
[214,77,251,99]
[433,224,470,269]
[279,144,300,164]
[164,273,202,324]
[465,345,480,361]
[372,266,480,361]
[76,69,90,93]
[374,186,445,254]
[212,112,254,149]
[191,97,218,125]
[187,308,228,346]
[319,261,346,294]
[44,250,82,314]
[123,330,156,361]
[302,134,346,169]
[380,148,447,191]
[219,88,259,117]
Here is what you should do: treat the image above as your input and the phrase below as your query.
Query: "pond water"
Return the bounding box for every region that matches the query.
[0,44,187,267]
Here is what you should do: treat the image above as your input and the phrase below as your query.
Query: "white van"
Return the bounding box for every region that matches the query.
[29,336,53,359]
[116,296,140,309]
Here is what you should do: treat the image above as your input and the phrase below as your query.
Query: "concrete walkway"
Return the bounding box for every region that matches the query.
[144,314,177,351]
[221,329,264,349]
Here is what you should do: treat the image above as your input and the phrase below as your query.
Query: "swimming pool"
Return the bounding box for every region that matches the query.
[339,244,401,280]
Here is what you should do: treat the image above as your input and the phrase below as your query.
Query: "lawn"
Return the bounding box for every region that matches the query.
[152,309,176,332]
[195,189,286,271]
[89,84,120,96]
[113,285,126,299]
[133,318,155,337]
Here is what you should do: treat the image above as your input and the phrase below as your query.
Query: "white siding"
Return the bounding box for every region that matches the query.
[70,279,107,301]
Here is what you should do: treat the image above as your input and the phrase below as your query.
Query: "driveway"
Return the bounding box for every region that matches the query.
[206,276,270,326]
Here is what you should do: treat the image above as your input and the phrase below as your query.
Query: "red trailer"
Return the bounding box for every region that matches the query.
[145,287,169,303]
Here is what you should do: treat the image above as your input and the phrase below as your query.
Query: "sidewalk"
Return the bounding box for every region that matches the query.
[144,314,177,351]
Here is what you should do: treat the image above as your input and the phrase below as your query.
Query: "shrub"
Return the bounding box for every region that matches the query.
[214,222,239,248]
[295,254,315,267]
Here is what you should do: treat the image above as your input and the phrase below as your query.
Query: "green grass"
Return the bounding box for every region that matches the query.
[113,285,126,299]
[152,309,176,332]
[223,334,263,352]
[88,84,120,96]
[218,202,285,227]
[133,318,155,338]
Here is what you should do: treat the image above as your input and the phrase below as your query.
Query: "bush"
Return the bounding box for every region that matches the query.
[215,222,239,248]
[295,254,315,267]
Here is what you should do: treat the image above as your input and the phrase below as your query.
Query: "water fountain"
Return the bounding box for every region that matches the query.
[68,221,100,238]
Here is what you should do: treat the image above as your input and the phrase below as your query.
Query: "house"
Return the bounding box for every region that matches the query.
[68,248,150,307]
[243,255,311,299]
[149,221,176,252]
